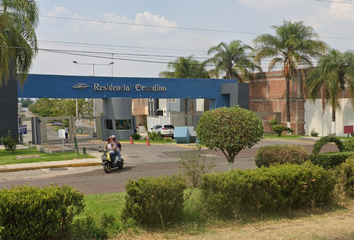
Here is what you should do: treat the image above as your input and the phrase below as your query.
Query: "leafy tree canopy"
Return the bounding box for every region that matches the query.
[196,106,264,170]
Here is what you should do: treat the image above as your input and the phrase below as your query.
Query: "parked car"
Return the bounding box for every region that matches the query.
[150,124,175,138]
[51,121,63,126]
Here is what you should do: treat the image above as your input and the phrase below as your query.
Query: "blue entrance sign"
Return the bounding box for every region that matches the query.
[19,125,27,135]
[18,74,242,108]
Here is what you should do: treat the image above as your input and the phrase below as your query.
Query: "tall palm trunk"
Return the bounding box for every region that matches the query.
[184,98,188,126]
[204,99,210,112]
[285,75,291,130]
[331,107,336,135]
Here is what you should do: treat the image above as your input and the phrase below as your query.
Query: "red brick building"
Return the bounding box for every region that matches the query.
[249,70,306,135]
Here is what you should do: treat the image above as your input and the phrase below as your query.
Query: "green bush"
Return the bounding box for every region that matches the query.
[122,174,187,226]
[148,131,164,141]
[270,118,277,126]
[271,125,293,137]
[310,129,319,137]
[310,152,354,170]
[0,130,17,153]
[199,162,336,218]
[255,144,309,168]
[343,138,354,152]
[179,147,215,188]
[0,184,85,240]
[69,214,108,240]
[336,158,354,197]
[131,133,142,140]
[312,136,344,154]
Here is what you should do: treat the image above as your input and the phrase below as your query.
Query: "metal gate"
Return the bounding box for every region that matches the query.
[19,116,104,144]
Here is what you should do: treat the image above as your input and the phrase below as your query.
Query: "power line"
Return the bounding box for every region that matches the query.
[39,15,262,35]
[39,15,354,40]
[39,39,208,53]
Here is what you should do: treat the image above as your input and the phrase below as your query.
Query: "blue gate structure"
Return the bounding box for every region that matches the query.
[16,74,249,140]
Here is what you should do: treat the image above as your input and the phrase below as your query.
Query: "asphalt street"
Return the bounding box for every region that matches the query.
[0,139,339,194]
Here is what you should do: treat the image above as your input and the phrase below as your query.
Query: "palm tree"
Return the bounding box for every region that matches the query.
[0,0,39,86]
[306,49,354,135]
[253,20,328,129]
[205,40,261,82]
[159,56,209,125]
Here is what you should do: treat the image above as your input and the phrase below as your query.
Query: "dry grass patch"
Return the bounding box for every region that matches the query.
[111,201,354,240]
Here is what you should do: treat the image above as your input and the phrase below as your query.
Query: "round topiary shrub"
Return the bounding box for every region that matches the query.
[312,136,344,154]
[255,144,309,168]
[343,138,354,152]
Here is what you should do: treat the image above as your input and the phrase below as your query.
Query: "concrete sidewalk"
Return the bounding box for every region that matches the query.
[0,148,102,173]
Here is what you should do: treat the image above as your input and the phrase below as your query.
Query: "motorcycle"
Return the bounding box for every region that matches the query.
[100,149,124,173]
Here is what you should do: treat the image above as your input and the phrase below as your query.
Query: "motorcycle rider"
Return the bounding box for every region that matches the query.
[111,135,122,162]
[104,137,117,162]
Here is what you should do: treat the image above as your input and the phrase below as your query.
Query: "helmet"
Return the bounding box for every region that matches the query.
[111,135,116,139]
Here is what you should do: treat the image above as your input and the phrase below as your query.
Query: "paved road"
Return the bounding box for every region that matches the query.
[0,139,339,195]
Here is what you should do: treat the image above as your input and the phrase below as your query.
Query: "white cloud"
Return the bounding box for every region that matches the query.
[48,6,70,17]
[70,11,178,35]
[133,11,178,33]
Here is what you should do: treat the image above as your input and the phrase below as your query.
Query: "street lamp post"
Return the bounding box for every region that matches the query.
[73,60,114,132]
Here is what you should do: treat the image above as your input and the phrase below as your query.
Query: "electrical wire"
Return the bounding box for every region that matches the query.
[38,15,354,40]
[39,15,262,35]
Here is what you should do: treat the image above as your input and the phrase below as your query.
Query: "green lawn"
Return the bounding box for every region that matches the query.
[263,134,306,140]
[0,148,94,165]
[83,192,126,219]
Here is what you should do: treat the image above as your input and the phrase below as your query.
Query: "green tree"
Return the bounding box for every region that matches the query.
[196,106,264,170]
[306,49,354,135]
[29,98,93,117]
[205,40,261,82]
[159,56,209,125]
[19,98,33,107]
[0,0,39,86]
[253,20,328,129]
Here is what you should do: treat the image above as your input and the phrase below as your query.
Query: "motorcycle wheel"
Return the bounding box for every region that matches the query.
[118,159,124,169]
[103,163,111,173]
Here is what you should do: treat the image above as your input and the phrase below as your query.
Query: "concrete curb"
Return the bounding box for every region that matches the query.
[0,162,102,173]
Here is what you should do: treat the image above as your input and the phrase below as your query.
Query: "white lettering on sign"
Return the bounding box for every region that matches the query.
[92,83,167,92]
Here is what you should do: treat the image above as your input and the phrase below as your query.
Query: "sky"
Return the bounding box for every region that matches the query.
[30,0,354,78]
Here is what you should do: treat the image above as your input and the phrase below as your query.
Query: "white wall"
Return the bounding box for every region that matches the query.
[305,99,354,136]
[196,99,204,111]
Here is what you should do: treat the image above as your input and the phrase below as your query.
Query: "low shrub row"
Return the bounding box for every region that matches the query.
[336,158,354,197]
[199,162,336,218]
[0,184,85,240]
[122,174,187,226]
[343,138,354,152]
[310,152,354,170]
[255,144,309,167]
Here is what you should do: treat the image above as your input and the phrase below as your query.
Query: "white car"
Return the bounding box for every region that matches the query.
[150,125,175,138]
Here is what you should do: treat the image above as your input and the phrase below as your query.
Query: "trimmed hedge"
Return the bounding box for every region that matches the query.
[343,138,354,152]
[255,144,309,168]
[0,184,85,240]
[312,136,344,154]
[122,174,187,225]
[336,158,354,197]
[310,152,354,170]
[199,162,336,218]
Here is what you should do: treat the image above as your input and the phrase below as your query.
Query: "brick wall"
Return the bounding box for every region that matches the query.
[249,70,306,135]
